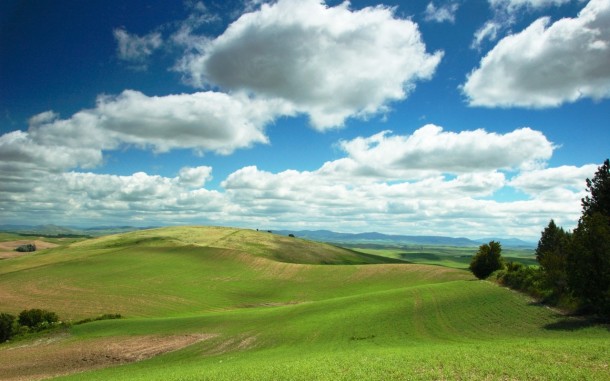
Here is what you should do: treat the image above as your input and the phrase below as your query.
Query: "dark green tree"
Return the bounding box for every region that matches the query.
[0,313,15,342]
[18,309,59,329]
[581,159,610,218]
[536,220,571,297]
[567,159,610,316]
[567,213,610,315]
[470,241,504,279]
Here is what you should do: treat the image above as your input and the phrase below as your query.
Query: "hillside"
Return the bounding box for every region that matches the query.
[0,226,608,380]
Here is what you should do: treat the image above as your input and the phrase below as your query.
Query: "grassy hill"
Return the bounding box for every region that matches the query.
[0,226,608,380]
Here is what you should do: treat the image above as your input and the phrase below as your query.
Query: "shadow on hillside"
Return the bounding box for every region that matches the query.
[544,316,610,332]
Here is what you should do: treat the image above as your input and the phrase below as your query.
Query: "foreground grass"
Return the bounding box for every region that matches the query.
[0,226,607,380]
[63,337,607,381]
[54,281,609,380]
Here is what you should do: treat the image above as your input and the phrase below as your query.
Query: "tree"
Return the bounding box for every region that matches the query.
[581,159,610,218]
[470,241,504,279]
[536,220,571,297]
[0,313,15,342]
[567,159,610,316]
[18,309,59,329]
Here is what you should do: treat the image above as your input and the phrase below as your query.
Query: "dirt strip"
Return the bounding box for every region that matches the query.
[0,333,216,381]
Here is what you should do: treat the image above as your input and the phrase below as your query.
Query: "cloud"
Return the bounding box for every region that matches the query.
[471,0,577,49]
[26,90,291,156]
[176,0,442,130]
[0,122,594,238]
[0,89,292,199]
[334,125,555,179]
[113,28,163,69]
[424,2,460,23]
[463,0,610,107]
[509,164,599,194]
[472,21,502,48]
[0,164,229,225]
[218,125,565,236]
[219,159,586,238]
[170,1,219,51]
[489,0,576,12]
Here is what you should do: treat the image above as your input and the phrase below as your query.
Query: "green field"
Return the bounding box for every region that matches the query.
[350,244,538,269]
[0,226,608,380]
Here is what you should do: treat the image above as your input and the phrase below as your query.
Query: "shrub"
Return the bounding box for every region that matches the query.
[18,309,59,330]
[0,313,16,342]
[75,313,122,325]
[496,263,548,299]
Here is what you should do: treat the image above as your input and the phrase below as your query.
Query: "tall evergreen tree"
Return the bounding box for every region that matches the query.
[581,159,610,218]
[536,220,570,297]
[567,159,610,317]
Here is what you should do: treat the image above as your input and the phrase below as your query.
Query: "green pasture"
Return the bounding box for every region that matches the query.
[0,226,607,380]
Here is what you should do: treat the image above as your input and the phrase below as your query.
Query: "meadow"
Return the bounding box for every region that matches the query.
[0,226,607,380]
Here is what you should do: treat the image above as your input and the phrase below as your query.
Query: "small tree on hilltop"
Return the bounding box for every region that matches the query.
[470,241,504,279]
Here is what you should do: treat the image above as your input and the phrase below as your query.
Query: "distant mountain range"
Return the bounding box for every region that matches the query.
[274,229,536,248]
[0,224,151,237]
[0,224,536,248]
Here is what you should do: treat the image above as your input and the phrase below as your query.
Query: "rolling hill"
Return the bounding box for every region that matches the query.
[0,226,607,380]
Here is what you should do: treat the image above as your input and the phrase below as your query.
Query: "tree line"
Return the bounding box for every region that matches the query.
[470,159,609,319]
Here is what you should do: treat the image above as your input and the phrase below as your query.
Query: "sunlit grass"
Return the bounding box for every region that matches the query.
[1,226,607,380]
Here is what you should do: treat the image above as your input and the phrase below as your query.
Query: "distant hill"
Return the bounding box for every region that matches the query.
[474,237,537,248]
[0,224,536,248]
[274,229,536,248]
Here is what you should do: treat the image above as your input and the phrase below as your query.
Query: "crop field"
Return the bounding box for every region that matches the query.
[0,226,608,380]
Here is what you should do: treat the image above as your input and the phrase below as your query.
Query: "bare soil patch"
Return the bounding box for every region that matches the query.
[0,240,58,260]
[0,332,216,381]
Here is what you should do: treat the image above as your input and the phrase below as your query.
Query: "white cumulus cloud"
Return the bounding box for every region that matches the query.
[464,0,610,107]
[176,0,442,129]
[509,164,599,193]
[0,90,291,198]
[335,125,555,179]
[217,124,571,237]
[26,90,291,156]
[0,120,596,238]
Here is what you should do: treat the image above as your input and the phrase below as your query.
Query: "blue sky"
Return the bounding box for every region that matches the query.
[1,0,608,239]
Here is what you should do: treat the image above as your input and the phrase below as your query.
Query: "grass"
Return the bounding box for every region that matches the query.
[0,226,607,380]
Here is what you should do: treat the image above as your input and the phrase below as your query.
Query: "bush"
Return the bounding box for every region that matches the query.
[75,313,122,325]
[18,309,59,330]
[496,263,548,299]
[0,313,16,342]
